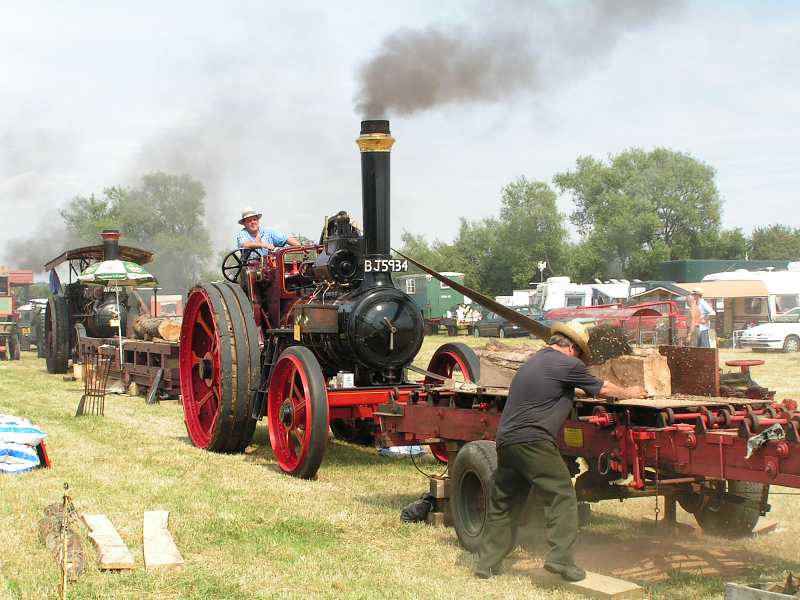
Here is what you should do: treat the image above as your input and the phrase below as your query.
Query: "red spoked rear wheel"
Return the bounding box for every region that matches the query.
[267,346,329,479]
[180,282,260,452]
[426,343,481,463]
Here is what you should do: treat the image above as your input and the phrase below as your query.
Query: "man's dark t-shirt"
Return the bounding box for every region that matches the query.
[495,347,604,448]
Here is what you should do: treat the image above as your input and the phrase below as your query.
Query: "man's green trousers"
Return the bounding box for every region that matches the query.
[476,440,578,570]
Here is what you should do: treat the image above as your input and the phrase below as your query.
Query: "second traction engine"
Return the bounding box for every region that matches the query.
[179,119,441,479]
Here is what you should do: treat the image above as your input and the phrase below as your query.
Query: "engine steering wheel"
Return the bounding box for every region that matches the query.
[222,248,260,283]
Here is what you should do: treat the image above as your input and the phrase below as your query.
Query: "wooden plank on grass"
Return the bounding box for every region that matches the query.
[537,570,644,599]
[724,582,795,599]
[752,518,779,536]
[82,514,135,570]
[143,511,184,571]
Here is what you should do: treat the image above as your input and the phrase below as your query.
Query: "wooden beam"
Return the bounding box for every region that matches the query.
[536,570,644,599]
[82,514,135,570]
[143,511,184,571]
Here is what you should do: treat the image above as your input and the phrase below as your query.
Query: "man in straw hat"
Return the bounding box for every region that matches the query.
[475,320,646,582]
[236,208,300,257]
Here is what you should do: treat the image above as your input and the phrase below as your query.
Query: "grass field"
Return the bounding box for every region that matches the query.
[1,338,799,599]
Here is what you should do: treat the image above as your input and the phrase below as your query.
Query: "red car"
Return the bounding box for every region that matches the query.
[543,300,688,344]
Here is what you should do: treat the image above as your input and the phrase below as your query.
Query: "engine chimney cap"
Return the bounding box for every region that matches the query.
[101,229,121,240]
[360,120,390,135]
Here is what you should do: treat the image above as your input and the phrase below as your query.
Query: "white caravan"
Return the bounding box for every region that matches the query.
[530,277,630,312]
[702,269,800,320]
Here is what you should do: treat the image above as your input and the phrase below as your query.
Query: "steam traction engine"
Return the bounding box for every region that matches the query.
[42,231,153,373]
[180,120,469,478]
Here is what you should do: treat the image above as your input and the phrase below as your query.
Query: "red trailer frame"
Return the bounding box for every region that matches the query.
[378,346,800,538]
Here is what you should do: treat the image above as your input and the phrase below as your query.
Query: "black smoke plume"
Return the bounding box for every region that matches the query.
[355,0,685,117]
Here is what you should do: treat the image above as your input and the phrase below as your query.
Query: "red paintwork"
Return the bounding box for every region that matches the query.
[379,345,800,495]
[179,287,223,449]
[545,300,688,340]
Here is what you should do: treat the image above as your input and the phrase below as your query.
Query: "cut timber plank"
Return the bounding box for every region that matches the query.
[82,514,135,570]
[659,346,720,396]
[143,511,184,572]
[752,518,779,536]
[537,570,644,599]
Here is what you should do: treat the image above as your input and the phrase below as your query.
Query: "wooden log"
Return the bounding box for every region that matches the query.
[476,348,671,396]
[589,354,671,397]
[83,514,135,570]
[132,316,182,342]
[143,511,184,571]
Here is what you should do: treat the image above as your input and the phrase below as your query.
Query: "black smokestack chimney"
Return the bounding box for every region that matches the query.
[101,229,121,260]
[356,120,394,286]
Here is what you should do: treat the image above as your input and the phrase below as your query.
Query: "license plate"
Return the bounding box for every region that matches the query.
[20,327,30,335]
[364,259,408,273]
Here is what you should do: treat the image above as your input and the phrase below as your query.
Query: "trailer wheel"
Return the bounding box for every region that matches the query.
[267,346,329,479]
[36,309,47,358]
[692,480,766,537]
[9,333,21,360]
[450,440,497,552]
[45,296,70,374]
[426,343,481,462]
[179,282,260,453]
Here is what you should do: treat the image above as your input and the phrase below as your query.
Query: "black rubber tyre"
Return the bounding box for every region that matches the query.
[267,346,329,479]
[693,480,766,537]
[450,440,498,552]
[36,309,47,358]
[9,334,21,360]
[330,419,375,445]
[212,282,260,452]
[179,282,260,453]
[783,335,800,353]
[426,342,481,384]
[45,296,70,374]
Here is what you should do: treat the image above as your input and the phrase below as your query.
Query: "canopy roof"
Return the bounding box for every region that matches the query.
[44,244,153,272]
[677,280,768,298]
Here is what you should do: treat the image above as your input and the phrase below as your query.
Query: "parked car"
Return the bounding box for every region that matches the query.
[471,306,542,338]
[739,307,800,352]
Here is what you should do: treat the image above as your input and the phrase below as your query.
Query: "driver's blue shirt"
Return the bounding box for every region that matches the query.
[235,227,289,257]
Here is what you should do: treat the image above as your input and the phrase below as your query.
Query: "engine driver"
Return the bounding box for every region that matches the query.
[475,321,647,583]
[236,208,300,257]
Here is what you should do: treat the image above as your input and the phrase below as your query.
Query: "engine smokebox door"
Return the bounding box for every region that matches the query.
[296,304,339,334]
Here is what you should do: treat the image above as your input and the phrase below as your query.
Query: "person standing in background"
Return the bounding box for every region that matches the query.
[686,293,700,346]
[691,288,716,348]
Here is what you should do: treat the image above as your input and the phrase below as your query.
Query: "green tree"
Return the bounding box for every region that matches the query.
[398,178,568,296]
[749,224,800,260]
[497,177,567,289]
[554,148,722,279]
[60,173,212,293]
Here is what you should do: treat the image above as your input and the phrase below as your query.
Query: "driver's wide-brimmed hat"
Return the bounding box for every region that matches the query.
[239,208,262,224]
[550,320,591,363]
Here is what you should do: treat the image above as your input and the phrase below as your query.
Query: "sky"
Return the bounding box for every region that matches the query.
[1,1,798,272]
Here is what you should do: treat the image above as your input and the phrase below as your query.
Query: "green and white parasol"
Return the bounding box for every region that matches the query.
[78,260,158,364]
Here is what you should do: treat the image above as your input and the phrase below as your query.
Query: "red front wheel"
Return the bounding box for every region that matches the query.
[267,346,329,479]
[179,282,259,453]
[426,343,481,463]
